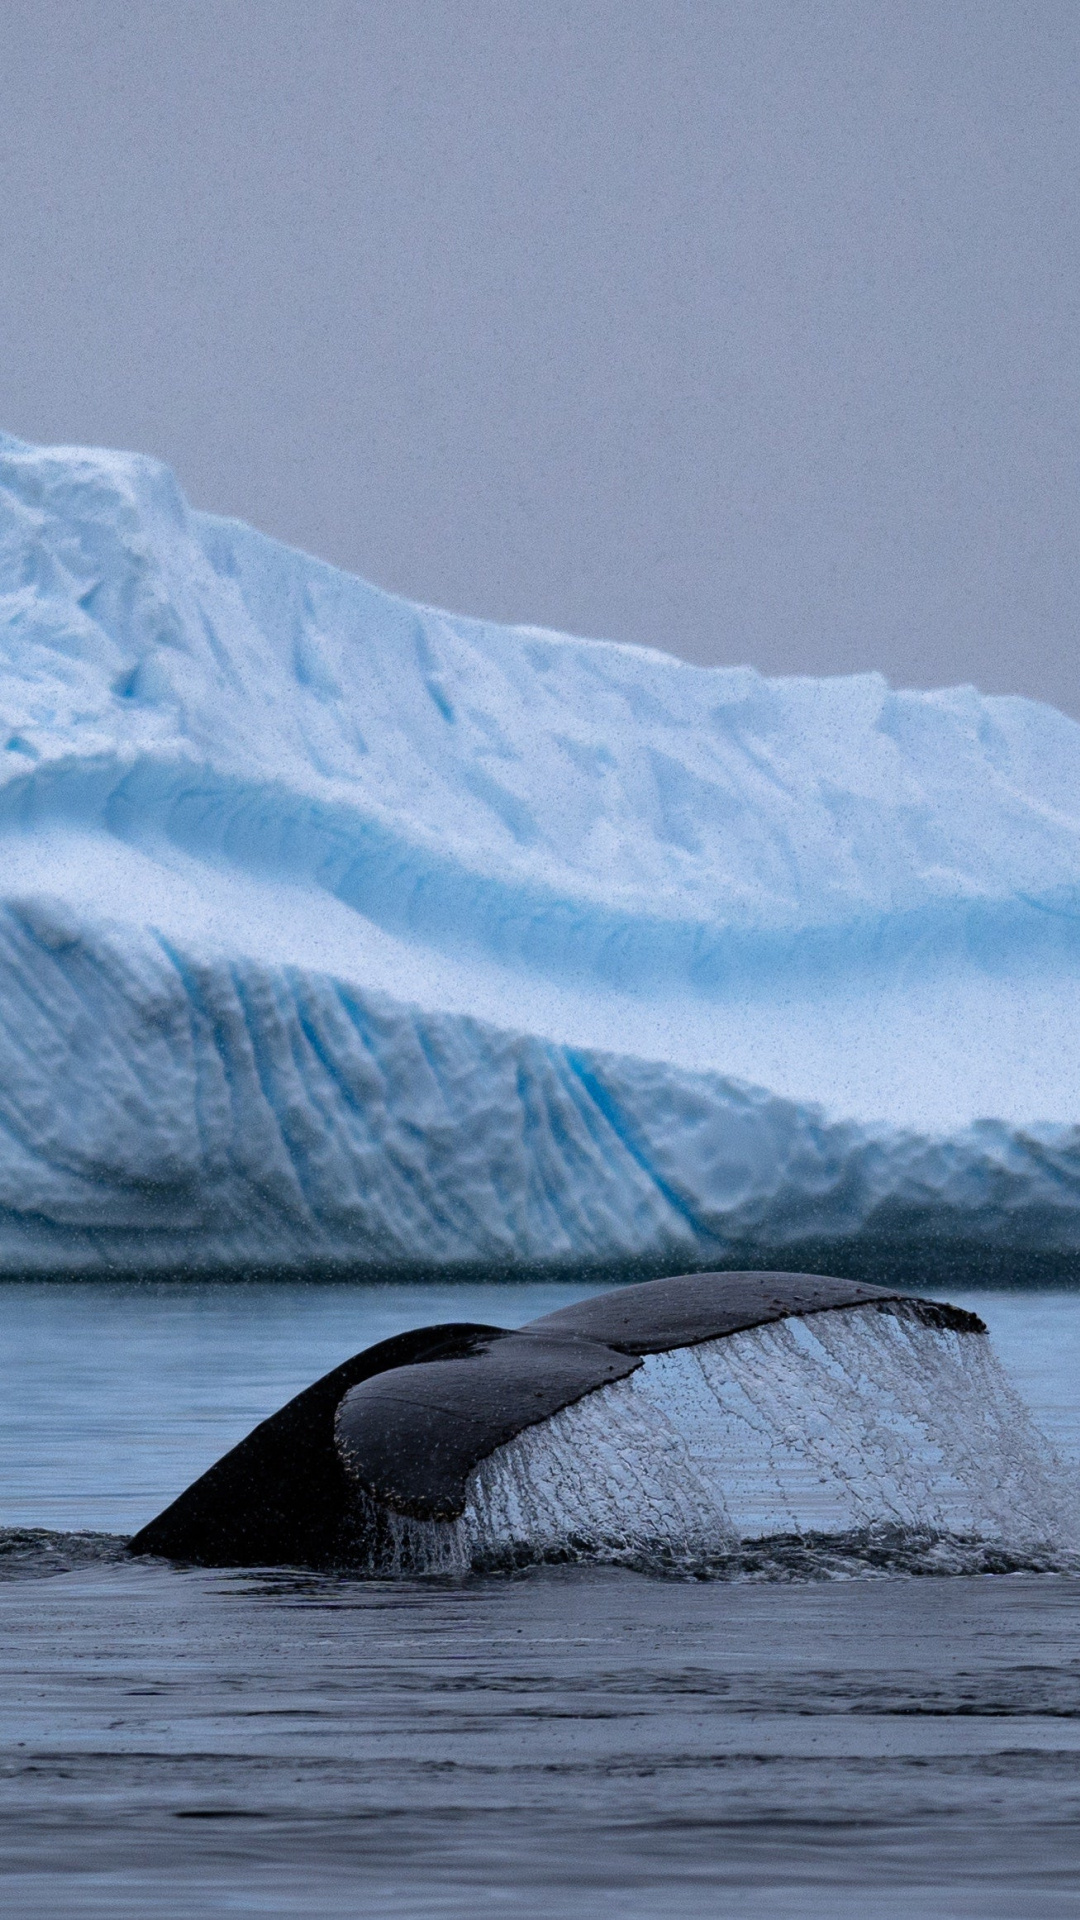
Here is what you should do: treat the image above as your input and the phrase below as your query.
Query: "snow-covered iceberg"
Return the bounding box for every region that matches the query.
[1,430,1080,1277]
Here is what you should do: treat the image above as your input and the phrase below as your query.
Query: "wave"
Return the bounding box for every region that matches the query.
[0,1529,128,1581]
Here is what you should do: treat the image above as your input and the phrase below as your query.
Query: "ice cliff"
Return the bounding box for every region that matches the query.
[2,430,1080,1277]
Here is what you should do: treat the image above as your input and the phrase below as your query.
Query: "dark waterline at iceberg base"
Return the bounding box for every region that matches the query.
[2,1281,1080,1916]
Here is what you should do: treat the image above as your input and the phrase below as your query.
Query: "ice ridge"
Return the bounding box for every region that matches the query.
[1,432,1080,1274]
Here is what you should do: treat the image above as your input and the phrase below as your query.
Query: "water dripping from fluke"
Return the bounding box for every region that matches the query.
[126,1271,1080,1580]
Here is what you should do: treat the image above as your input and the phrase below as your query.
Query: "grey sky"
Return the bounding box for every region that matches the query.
[1,2,1077,712]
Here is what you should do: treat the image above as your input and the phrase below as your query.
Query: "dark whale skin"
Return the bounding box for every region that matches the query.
[527,1269,985,1352]
[335,1330,641,1521]
[127,1323,507,1565]
[128,1271,986,1565]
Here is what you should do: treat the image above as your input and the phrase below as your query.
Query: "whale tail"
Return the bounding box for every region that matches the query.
[127,1271,1072,1576]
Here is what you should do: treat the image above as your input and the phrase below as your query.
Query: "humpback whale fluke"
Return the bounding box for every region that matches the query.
[128,1270,1002,1569]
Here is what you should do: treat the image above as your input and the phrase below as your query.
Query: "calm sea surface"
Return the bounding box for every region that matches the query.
[1,1279,1079,1918]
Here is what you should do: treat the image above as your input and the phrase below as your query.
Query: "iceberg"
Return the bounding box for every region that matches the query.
[1,429,1080,1278]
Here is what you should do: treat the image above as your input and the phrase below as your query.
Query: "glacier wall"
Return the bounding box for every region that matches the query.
[2,430,1080,1274]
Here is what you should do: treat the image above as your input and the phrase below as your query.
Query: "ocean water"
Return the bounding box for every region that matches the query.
[1,1279,1079,1918]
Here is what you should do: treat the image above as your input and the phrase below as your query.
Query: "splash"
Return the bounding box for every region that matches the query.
[0,1529,128,1581]
[350,1304,1080,1578]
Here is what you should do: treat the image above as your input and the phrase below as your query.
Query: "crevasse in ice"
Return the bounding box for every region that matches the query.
[1,430,1080,1273]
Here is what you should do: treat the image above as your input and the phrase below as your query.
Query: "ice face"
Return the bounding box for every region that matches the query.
[1,431,1080,1273]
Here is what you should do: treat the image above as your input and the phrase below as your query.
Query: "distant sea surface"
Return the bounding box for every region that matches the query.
[1,1278,1079,1918]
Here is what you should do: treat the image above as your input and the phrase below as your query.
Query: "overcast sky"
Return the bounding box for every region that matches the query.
[1,2,1077,713]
